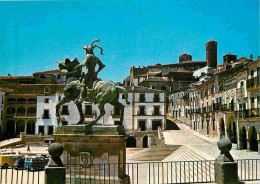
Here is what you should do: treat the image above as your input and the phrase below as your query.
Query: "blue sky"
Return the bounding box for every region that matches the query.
[0,0,259,82]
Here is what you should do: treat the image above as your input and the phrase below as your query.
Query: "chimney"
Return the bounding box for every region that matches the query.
[250,54,253,60]
[8,73,11,77]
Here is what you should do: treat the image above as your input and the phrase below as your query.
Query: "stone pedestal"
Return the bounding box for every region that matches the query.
[45,143,66,184]
[215,139,238,184]
[45,167,66,184]
[54,125,127,182]
[214,161,237,184]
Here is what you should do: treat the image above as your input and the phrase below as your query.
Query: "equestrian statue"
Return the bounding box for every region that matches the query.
[56,39,130,126]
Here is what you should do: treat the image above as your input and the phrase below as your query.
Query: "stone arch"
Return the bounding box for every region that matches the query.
[229,92,235,110]
[6,120,15,138]
[16,120,25,135]
[239,125,247,149]
[248,125,258,151]
[219,117,225,138]
[166,119,180,130]
[26,120,35,134]
[142,135,148,148]
[126,136,136,148]
[227,116,236,143]
[6,107,15,116]
[27,107,36,117]
[17,107,26,116]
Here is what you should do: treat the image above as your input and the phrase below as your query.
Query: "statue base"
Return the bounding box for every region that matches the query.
[54,125,127,181]
[214,161,238,184]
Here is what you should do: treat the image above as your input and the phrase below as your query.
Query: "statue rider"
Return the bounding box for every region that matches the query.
[76,39,105,103]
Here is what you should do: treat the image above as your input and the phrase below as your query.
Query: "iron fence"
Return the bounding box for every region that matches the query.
[1,159,260,183]
[0,165,43,184]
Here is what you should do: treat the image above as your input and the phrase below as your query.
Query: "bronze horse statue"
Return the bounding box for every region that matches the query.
[56,58,130,125]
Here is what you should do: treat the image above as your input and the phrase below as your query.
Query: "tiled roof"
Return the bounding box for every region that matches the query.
[124,86,164,93]
[33,69,66,74]
[8,84,65,95]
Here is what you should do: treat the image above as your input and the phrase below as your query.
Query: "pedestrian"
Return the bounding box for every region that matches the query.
[27,145,30,152]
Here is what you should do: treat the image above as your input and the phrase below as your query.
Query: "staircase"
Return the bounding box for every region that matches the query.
[160,145,215,183]
[129,145,181,161]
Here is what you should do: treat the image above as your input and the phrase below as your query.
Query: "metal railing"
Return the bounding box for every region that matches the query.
[1,159,259,183]
[65,160,215,184]
[235,108,260,119]
[0,165,43,184]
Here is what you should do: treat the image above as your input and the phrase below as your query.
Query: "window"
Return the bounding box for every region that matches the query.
[48,126,54,135]
[62,121,68,126]
[0,110,2,119]
[57,74,60,79]
[44,98,49,103]
[154,94,160,102]
[251,70,254,77]
[1,95,3,104]
[38,126,44,134]
[61,105,69,115]
[138,106,145,115]
[251,97,255,109]
[202,119,204,129]
[139,94,145,102]
[139,121,146,131]
[153,106,160,115]
[122,94,125,99]
[85,105,92,115]
[43,110,50,119]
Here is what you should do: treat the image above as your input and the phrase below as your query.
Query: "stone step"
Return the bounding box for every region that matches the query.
[162,145,215,182]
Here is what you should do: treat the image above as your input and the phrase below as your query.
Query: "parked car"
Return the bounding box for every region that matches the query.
[0,153,23,169]
[24,155,48,171]
[14,158,25,170]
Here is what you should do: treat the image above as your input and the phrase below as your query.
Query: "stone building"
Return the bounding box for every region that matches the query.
[235,60,260,152]
[1,84,64,138]
[56,86,166,149]
[170,51,260,153]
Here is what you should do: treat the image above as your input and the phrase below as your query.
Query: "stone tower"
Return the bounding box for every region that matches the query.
[179,53,192,63]
[206,40,217,68]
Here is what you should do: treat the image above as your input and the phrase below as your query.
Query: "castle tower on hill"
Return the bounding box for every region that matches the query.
[206,40,217,68]
[179,53,192,63]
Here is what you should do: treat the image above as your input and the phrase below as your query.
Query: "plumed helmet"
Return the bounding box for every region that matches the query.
[82,38,104,55]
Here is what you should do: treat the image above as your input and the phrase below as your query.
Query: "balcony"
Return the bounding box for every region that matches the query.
[213,103,222,111]
[6,113,15,118]
[247,77,260,91]
[27,113,36,117]
[235,108,260,119]
[16,113,26,117]
[236,88,246,99]
[202,107,206,113]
